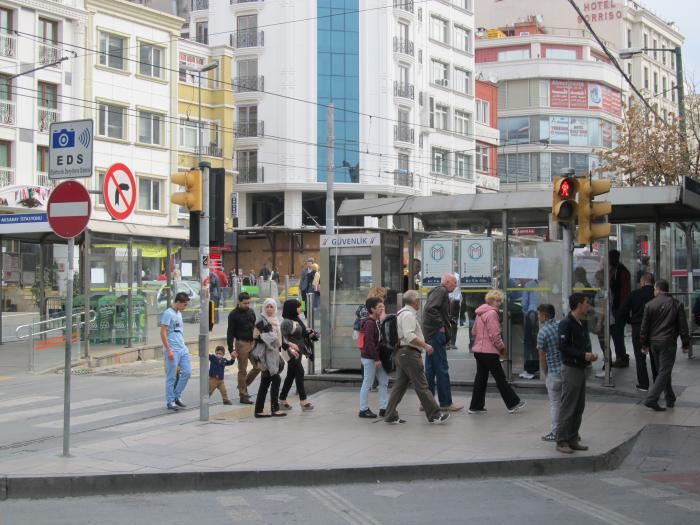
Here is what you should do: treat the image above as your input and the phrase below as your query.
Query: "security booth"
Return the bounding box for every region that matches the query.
[319,230,405,371]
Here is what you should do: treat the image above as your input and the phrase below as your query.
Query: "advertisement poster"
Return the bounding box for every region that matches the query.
[421,239,453,287]
[459,238,493,288]
[602,85,622,116]
[550,80,587,108]
[569,117,589,146]
[588,83,603,109]
[550,116,570,144]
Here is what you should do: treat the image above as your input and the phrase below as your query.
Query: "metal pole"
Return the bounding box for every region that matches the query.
[603,238,613,386]
[685,224,695,359]
[127,236,133,348]
[502,210,511,380]
[199,161,211,421]
[83,230,91,359]
[408,214,415,290]
[561,225,572,310]
[62,237,74,457]
[675,47,687,140]
[325,102,334,235]
[0,236,3,345]
[306,292,315,375]
[198,71,203,165]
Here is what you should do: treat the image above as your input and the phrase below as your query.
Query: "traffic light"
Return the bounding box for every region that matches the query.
[577,177,612,245]
[186,168,225,248]
[552,175,579,222]
[170,169,202,212]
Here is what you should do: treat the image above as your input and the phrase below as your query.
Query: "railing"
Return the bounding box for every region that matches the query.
[394,124,414,144]
[393,37,414,56]
[195,144,223,157]
[191,0,209,10]
[393,81,414,100]
[394,170,415,188]
[234,75,264,93]
[434,78,449,88]
[37,172,57,188]
[0,167,15,186]
[38,42,61,66]
[235,120,264,137]
[38,107,59,132]
[236,166,264,184]
[393,0,414,14]
[230,30,264,48]
[0,100,16,125]
[0,32,15,58]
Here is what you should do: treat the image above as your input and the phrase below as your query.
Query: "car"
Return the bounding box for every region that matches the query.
[157,280,201,323]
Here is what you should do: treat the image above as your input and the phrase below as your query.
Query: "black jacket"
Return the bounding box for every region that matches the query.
[619,285,655,326]
[423,285,451,339]
[226,307,257,353]
[558,313,590,369]
[640,294,690,349]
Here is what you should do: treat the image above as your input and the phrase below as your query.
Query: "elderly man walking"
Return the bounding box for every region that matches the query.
[423,273,463,411]
[640,279,690,411]
[383,291,450,425]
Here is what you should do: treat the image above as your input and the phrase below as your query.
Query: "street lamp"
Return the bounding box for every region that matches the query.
[180,61,219,163]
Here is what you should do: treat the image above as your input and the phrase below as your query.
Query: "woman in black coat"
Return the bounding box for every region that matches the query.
[279,299,316,411]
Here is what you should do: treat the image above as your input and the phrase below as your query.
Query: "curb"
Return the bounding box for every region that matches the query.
[1,426,642,500]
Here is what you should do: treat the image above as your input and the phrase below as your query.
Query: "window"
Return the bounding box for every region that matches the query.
[179,118,198,149]
[476,100,489,125]
[454,110,471,136]
[1,8,11,33]
[99,32,126,70]
[498,48,530,61]
[38,18,57,43]
[196,21,208,44]
[398,153,409,172]
[98,103,126,139]
[37,145,48,172]
[430,16,448,44]
[96,171,106,205]
[434,104,449,131]
[138,111,163,145]
[652,39,657,59]
[0,74,10,101]
[643,33,648,53]
[454,68,472,95]
[653,71,658,94]
[627,28,632,48]
[431,59,448,87]
[662,45,666,65]
[0,140,10,168]
[238,105,258,136]
[455,153,472,179]
[672,82,676,103]
[432,147,449,175]
[662,77,667,99]
[627,63,632,81]
[544,47,577,60]
[37,82,57,108]
[453,25,472,53]
[455,0,472,11]
[237,149,258,181]
[476,145,489,172]
[139,43,162,78]
[644,67,649,89]
[138,177,161,212]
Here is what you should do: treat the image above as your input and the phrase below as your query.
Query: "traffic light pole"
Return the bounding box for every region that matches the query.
[199,161,211,422]
[561,224,572,314]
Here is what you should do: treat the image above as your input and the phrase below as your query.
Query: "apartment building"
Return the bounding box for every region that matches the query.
[475,78,499,191]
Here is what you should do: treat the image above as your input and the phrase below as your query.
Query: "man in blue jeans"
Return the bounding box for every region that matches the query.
[423,273,463,412]
[161,292,192,411]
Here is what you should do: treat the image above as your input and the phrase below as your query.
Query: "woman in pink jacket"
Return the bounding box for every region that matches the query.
[469,290,526,414]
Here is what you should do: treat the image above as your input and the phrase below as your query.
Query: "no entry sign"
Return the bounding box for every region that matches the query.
[47,181,91,239]
[103,163,136,220]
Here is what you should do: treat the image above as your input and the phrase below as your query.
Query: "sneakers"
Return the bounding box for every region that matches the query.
[174,399,186,408]
[385,417,406,425]
[666,399,676,408]
[240,396,254,405]
[644,400,666,412]
[518,371,537,380]
[508,400,527,413]
[358,408,378,419]
[541,432,557,442]
[468,408,487,415]
[440,404,464,412]
[378,409,386,417]
[166,403,179,411]
[556,442,574,454]
[635,385,649,393]
[429,413,450,424]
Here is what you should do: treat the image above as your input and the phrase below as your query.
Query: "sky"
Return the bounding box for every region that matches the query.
[641,0,700,87]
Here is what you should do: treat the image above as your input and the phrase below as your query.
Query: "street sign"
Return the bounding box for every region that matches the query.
[49,119,94,180]
[47,181,91,238]
[103,163,136,220]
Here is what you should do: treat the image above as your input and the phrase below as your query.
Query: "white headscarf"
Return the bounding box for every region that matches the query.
[262,298,281,346]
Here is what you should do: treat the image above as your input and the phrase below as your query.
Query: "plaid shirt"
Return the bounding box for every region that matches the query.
[537,318,561,375]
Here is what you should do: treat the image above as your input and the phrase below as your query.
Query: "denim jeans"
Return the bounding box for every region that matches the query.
[545,372,562,435]
[164,349,191,404]
[359,357,389,411]
[425,331,452,407]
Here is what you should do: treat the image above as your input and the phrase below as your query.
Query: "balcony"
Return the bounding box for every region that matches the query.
[231,0,264,4]
[38,43,61,66]
[393,0,414,14]
[235,121,264,138]
[0,167,14,186]
[394,170,415,188]
[0,32,16,58]
[191,0,208,10]
[394,124,414,144]
[234,75,264,93]
[393,37,414,57]
[195,144,223,157]
[433,78,449,88]
[230,30,264,49]
[38,107,59,132]
[0,100,16,126]
[236,166,264,184]
[37,172,57,188]
[393,81,414,100]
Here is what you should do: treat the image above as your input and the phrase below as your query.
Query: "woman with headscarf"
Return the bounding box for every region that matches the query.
[253,298,287,418]
[279,298,315,411]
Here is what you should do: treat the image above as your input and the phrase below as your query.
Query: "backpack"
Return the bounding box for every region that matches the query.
[354,305,368,349]
[378,312,402,372]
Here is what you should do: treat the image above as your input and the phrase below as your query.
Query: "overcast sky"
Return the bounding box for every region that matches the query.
[641,0,700,87]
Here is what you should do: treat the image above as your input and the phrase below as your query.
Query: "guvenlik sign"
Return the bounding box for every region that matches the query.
[320,233,381,248]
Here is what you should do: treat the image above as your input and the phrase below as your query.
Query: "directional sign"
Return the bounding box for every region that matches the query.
[49,119,94,179]
[47,181,91,238]
[103,163,136,220]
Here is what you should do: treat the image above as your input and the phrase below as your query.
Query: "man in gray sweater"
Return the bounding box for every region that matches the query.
[423,273,463,411]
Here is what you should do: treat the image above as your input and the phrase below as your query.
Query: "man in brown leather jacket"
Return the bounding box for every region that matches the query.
[639,280,690,411]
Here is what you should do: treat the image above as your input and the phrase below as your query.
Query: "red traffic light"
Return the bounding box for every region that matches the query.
[558,178,575,198]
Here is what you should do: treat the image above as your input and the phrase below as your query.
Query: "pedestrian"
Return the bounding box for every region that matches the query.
[358,297,389,418]
[259,263,272,281]
[422,273,463,412]
[215,266,229,308]
[640,279,690,411]
[383,290,450,425]
[226,291,260,405]
[618,272,657,392]
[536,304,561,442]
[253,299,287,418]
[556,293,598,454]
[609,249,631,367]
[161,292,192,411]
[299,257,315,298]
[468,290,526,415]
[209,269,220,323]
[208,345,234,405]
[520,277,540,380]
[279,298,315,411]
[311,263,321,302]
[447,271,461,349]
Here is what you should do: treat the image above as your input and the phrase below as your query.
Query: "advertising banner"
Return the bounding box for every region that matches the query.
[421,239,453,287]
[550,116,570,144]
[459,238,493,288]
[569,117,589,146]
